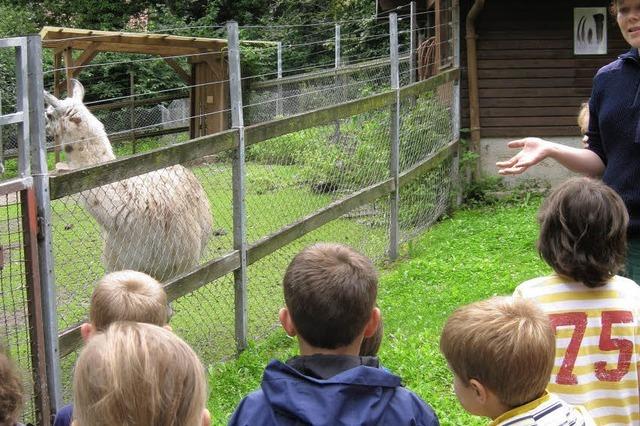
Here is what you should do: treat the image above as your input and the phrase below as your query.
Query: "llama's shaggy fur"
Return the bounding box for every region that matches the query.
[44,80,213,281]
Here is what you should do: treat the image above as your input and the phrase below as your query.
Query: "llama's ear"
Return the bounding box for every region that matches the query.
[43,91,61,108]
[71,79,85,102]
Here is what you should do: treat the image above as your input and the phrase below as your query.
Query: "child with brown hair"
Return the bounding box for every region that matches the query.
[54,270,170,426]
[72,321,209,426]
[229,243,438,425]
[440,296,594,425]
[0,345,25,426]
[514,176,640,424]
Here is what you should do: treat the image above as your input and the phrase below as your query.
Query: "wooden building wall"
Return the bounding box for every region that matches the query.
[190,53,229,138]
[461,0,627,137]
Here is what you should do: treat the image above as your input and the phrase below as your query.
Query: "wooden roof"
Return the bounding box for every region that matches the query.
[40,26,273,56]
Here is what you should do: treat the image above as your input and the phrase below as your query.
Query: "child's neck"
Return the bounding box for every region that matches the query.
[298,337,363,357]
[487,400,512,420]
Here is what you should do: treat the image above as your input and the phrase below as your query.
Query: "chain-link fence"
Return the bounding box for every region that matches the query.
[0,5,459,422]
[0,190,36,424]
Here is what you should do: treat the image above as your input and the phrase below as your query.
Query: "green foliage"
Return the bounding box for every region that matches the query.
[0,3,39,112]
[463,175,550,208]
[0,0,389,112]
[7,0,149,30]
[248,93,451,196]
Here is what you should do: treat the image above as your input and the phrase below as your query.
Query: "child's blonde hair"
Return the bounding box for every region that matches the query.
[90,270,168,330]
[73,322,207,426]
[440,297,555,408]
[577,102,589,135]
[0,345,23,426]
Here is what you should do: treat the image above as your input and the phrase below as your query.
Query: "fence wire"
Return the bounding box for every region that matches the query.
[399,80,455,242]
[0,8,459,417]
[0,190,36,424]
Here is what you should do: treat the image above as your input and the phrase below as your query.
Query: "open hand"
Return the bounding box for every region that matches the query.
[496,137,550,175]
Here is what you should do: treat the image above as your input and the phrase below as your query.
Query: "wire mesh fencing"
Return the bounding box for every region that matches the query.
[0,190,36,424]
[0,6,460,418]
[244,58,401,124]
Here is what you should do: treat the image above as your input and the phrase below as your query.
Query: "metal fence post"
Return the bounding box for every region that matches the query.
[276,42,283,117]
[334,24,342,141]
[26,34,62,420]
[0,92,3,173]
[335,24,341,69]
[410,2,417,85]
[389,13,400,261]
[129,68,137,154]
[227,21,248,352]
[451,0,463,206]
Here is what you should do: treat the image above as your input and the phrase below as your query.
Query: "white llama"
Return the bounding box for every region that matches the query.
[44,79,213,282]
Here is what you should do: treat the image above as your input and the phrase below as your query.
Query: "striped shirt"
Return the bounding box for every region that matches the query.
[489,391,594,426]
[514,275,640,425]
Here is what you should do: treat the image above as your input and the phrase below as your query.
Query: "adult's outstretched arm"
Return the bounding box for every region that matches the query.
[496,137,605,178]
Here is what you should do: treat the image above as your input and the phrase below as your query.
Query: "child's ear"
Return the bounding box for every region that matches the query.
[468,378,489,404]
[80,322,95,343]
[279,308,297,337]
[363,307,381,338]
[163,324,173,332]
[202,408,211,426]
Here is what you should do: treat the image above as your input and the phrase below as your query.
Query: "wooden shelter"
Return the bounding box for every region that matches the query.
[40,27,272,142]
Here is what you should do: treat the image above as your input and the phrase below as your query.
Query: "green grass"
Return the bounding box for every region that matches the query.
[207,197,553,426]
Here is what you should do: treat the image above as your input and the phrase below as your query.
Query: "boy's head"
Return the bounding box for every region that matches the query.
[440,297,555,417]
[538,177,628,288]
[83,270,168,341]
[0,346,23,426]
[281,243,379,350]
[73,322,209,426]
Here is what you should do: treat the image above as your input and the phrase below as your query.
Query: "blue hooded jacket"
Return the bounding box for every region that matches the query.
[228,356,439,426]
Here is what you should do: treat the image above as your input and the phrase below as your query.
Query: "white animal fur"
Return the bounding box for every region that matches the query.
[44,80,213,281]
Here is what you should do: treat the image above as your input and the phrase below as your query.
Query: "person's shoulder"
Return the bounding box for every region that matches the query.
[596,51,634,76]
[593,53,635,87]
[609,275,640,298]
[390,387,440,425]
[53,404,74,426]
[228,389,271,426]
[513,275,559,297]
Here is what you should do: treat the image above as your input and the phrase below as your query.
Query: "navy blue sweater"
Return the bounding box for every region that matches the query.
[588,48,640,237]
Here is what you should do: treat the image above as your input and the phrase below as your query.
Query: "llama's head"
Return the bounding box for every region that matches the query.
[44,79,115,168]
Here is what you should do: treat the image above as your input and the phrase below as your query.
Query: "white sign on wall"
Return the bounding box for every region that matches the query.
[574,7,607,55]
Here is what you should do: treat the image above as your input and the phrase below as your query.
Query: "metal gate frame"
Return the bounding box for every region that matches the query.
[0,35,60,425]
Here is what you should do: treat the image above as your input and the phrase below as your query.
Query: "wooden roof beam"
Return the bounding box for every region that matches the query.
[72,42,100,71]
[55,43,101,92]
[163,57,193,85]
